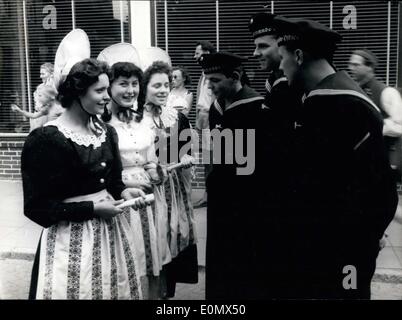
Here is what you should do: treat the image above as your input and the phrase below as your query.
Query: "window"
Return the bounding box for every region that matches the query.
[0,0,131,134]
[0,1,28,133]
[155,0,400,111]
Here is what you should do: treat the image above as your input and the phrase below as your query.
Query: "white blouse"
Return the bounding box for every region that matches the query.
[166,90,191,113]
[109,116,158,168]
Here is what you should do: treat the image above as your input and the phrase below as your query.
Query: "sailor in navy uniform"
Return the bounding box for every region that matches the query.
[274,16,398,299]
[248,12,301,213]
[248,12,300,134]
[199,52,272,299]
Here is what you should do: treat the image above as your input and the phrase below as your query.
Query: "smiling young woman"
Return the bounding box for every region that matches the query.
[141,61,199,299]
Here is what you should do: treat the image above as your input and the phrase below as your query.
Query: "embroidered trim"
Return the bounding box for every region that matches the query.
[46,120,106,149]
[253,27,276,37]
[172,173,182,253]
[107,220,119,299]
[203,65,222,73]
[278,34,301,46]
[67,223,83,300]
[43,225,58,300]
[164,178,173,252]
[178,172,196,245]
[92,219,103,300]
[139,207,153,275]
[304,89,381,113]
[116,219,141,299]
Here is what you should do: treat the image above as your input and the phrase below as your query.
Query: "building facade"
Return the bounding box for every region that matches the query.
[0,1,400,186]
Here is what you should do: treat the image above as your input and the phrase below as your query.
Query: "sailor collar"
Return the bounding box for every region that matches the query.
[301,71,380,113]
[213,86,264,115]
[272,76,287,88]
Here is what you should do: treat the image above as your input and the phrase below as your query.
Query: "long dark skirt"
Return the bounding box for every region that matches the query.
[163,244,198,298]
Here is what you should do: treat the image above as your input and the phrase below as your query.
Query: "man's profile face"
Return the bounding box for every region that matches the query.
[253,35,281,72]
[348,54,371,83]
[194,45,208,62]
[205,72,236,100]
[278,46,299,87]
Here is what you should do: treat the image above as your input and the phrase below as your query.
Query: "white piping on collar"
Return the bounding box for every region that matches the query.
[226,96,264,112]
[213,100,224,115]
[272,77,287,88]
[354,132,370,151]
[301,93,307,104]
[304,89,380,113]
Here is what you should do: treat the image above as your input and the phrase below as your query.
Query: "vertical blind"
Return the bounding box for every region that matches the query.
[0,0,130,133]
[155,0,400,128]
[156,0,217,126]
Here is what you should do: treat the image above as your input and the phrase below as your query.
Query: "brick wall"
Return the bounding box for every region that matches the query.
[1,133,401,193]
[0,133,207,188]
[0,134,26,180]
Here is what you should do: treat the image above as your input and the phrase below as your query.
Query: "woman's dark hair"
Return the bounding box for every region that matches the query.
[140,61,172,108]
[102,62,144,122]
[57,58,109,108]
[172,66,191,87]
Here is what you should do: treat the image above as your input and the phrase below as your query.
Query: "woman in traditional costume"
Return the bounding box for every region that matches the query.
[22,31,146,299]
[141,60,198,298]
[98,43,169,299]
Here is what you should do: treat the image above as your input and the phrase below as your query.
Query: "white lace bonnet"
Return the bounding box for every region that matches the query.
[53,29,91,91]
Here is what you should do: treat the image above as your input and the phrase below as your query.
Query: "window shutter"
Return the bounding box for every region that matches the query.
[156,0,217,126]
[0,1,29,133]
[155,0,399,101]
[26,0,74,112]
[75,0,131,58]
[332,1,398,87]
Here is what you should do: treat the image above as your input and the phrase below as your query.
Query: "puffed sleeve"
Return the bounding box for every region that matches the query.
[105,125,126,199]
[21,128,95,228]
